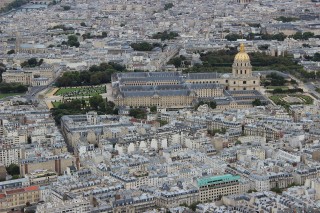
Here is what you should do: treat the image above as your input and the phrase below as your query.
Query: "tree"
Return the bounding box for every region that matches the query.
[63,5,71,10]
[271,187,283,194]
[252,98,262,106]
[265,73,286,86]
[89,94,104,110]
[208,101,217,109]
[168,55,187,68]
[7,49,15,55]
[1,0,29,13]
[101,32,107,38]
[27,136,32,144]
[0,82,28,93]
[275,16,299,22]
[80,22,86,27]
[258,44,269,50]
[66,35,80,48]
[225,33,242,41]
[235,140,242,145]
[302,32,314,40]
[129,108,147,119]
[152,31,179,41]
[6,164,20,176]
[150,106,157,113]
[312,53,320,62]
[157,120,168,126]
[302,43,310,48]
[130,42,154,51]
[20,58,43,68]
[164,3,174,10]
[55,62,125,87]
[105,101,116,114]
[292,32,315,40]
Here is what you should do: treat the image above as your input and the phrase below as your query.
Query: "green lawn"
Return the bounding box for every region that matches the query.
[297,95,313,104]
[0,93,24,99]
[269,95,282,103]
[54,86,106,97]
[52,98,90,108]
[52,101,62,108]
[266,86,289,90]
[269,94,313,106]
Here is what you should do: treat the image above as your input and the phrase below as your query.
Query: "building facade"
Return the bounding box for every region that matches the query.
[0,185,40,211]
[197,174,241,202]
[112,44,262,109]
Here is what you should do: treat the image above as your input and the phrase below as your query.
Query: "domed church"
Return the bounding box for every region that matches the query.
[113,43,266,109]
[225,43,260,91]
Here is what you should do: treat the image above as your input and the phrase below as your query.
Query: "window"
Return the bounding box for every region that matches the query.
[253,81,255,84]
[226,80,228,83]
[243,81,246,84]
[243,87,246,90]
[234,81,236,84]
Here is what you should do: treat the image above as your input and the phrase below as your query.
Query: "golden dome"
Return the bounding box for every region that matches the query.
[234,43,250,61]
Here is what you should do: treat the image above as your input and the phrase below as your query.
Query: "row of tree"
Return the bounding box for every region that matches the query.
[47,24,74,32]
[0,0,28,13]
[21,58,43,68]
[225,33,287,41]
[225,32,319,42]
[61,35,80,47]
[82,32,107,40]
[51,95,118,124]
[167,55,190,68]
[186,49,314,80]
[152,31,179,41]
[0,82,28,93]
[274,16,300,22]
[272,88,304,94]
[263,73,287,86]
[130,42,164,51]
[55,62,126,87]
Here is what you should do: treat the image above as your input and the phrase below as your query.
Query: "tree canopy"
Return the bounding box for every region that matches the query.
[51,97,118,125]
[312,53,320,62]
[6,164,20,176]
[0,82,28,93]
[225,33,287,41]
[21,58,43,68]
[152,31,179,41]
[55,62,126,87]
[0,0,28,13]
[62,35,80,47]
[275,16,299,22]
[164,3,174,10]
[130,42,161,51]
[129,108,147,119]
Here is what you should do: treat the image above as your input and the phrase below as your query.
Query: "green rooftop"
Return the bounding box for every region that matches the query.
[197,174,240,187]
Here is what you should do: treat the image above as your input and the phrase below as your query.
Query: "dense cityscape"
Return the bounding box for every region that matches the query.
[0,0,319,212]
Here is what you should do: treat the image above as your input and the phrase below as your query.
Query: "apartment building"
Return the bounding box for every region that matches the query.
[0,185,40,211]
[198,174,241,202]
